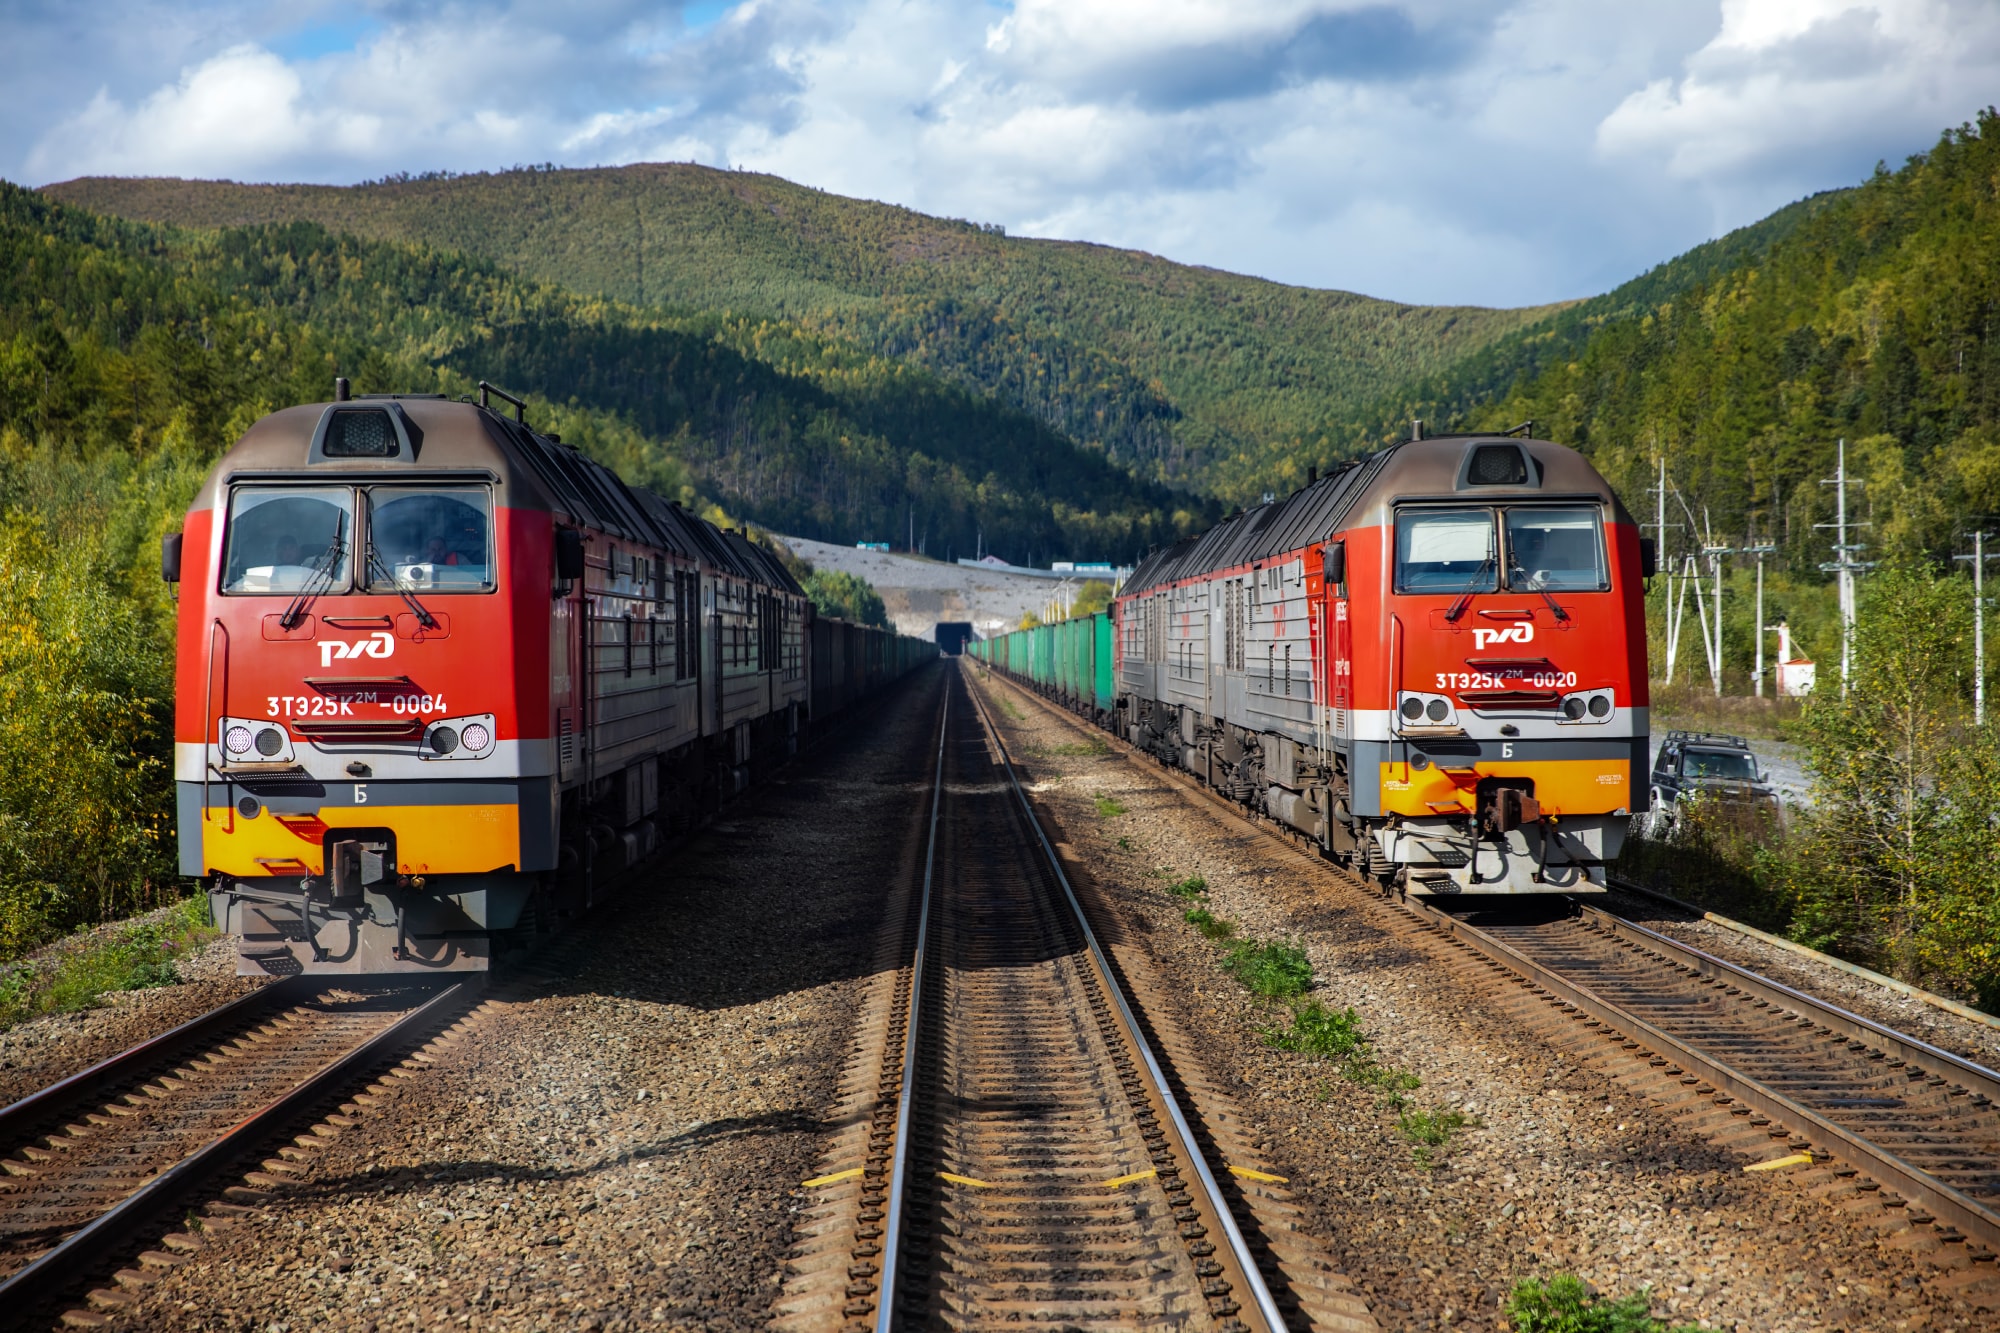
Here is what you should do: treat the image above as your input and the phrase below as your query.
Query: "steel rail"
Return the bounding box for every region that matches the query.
[976,661,2000,1256]
[963,670,1290,1333]
[872,683,948,1333]
[1570,900,2000,1102]
[1407,900,2000,1250]
[0,977,311,1144]
[0,979,475,1312]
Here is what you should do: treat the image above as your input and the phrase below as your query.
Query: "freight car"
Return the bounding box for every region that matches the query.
[971,430,1652,895]
[166,380,933,976]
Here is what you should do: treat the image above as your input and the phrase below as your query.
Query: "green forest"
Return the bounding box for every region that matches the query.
[46,166,1557,501]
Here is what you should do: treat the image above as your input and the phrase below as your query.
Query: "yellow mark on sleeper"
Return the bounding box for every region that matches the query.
[800,1168,864,1188]
[1229,1166,1289,1184]
[1743,1153,1815,1173]
[938,1172,994,1188]
[1100,1168,1157,1189]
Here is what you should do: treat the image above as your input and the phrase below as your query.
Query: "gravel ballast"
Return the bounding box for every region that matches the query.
[91,670,943,1332]
[971,666,1975,1333]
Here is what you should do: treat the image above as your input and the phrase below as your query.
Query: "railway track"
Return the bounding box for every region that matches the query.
[977,663,2000,1291]
[831,668,1293,1331]
[0,976,472,1316]
[1431,897,2000,1254]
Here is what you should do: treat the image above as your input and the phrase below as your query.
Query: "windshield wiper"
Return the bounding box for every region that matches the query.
[367,540,440,630]
[1508,556,1572,623]
[279,513,347,630]
[1443,553,1496,623]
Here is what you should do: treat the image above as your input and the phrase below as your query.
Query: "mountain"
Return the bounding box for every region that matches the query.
[1427,111,2000,586]
[0,186,1201,565]
[44,165,1561,501]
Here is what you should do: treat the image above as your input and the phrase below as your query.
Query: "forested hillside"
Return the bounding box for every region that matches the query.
[1429,113,2000,593]
[3,190,1199,564]
[45,165,1559,500]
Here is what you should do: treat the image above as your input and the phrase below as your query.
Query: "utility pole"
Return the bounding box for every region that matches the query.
[1701,542,1735,697]
[1643,455,1685,685]
[1743,543,1777,697]
[1817,438,1873,698]
[1955,529,1998,724]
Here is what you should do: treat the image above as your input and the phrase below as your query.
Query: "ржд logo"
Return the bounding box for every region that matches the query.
[320,631,395,668]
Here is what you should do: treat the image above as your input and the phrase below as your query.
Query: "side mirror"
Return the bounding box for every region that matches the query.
[161,532,182,584]
[1322,540,1346,587]
[555,528,586,582]
[1639,537,1657,580]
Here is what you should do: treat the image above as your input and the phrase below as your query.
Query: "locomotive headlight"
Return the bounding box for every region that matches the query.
[1396,692,1458,730]
[216,716,295,764]
[1558,688,1616,725]
[421,714,497,760]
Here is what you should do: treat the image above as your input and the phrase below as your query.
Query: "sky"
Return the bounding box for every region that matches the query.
[5,0,1997,308]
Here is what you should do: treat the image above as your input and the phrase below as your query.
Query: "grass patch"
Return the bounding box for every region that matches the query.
[1051,738,1110,757]
[0,897,216,1029]
[1093,794,1128,818]
[1507,1275,1697,1332]
[1184,907,1237,940]
[997,696,1025,720]
[1116,836,1133,852]
[1266,1001,1420,1090]
[1398,1105,1476,1169]
[1167,874,1208,900]
[1221,940,1313,999]
[1266,1000,1366,1059]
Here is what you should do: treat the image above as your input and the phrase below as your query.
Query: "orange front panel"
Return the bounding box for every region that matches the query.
[1377,759,1631,819]
[200,803,521,878]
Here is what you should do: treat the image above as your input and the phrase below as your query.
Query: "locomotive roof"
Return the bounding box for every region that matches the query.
[1122,434,1624,597]
[1123,448,1389,595]
[199,395,802,593]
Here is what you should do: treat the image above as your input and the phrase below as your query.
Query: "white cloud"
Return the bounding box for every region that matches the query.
[9,1,2000,305]
[29,46,324,179]
[1597,0,2000,182]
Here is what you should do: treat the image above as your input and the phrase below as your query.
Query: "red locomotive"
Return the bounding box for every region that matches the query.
[166,381,928,975]
[1111,430,1652,894]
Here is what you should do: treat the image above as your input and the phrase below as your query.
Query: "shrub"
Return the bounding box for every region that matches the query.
[1265,1000,1420,1092]
[802,568,889,628]
[1167,874,1207,900]
[1506,1274,1695,1333]
[0,895,215,1028]
[1266,1000,1366,1059]
[1184,907,1236,940]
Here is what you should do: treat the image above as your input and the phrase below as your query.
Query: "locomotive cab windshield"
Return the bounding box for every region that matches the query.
[222,482,495,595]
[1394,504,1607,595]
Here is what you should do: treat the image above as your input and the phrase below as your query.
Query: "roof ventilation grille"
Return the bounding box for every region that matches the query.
[1467,443,1530,487]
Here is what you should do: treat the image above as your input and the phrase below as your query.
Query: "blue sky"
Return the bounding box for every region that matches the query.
[6,1,1997,308]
